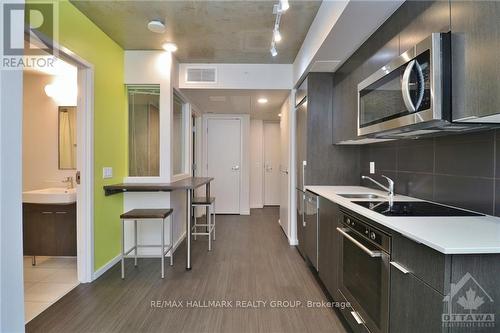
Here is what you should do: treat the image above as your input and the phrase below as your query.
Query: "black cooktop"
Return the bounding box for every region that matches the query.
[352,201,484,217]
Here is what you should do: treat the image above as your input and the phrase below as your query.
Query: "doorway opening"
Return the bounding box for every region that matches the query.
[21,36,94,323]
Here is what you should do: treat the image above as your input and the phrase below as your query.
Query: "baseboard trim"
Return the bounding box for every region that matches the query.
[92,254,121,281]
[92,231,187,281]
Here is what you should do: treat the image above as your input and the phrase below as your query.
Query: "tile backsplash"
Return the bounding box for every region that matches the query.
[360,129,499,215]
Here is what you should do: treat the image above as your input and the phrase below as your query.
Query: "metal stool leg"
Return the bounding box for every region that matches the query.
[208,208,212,251]
[121,219,125,279]
[134,220,138,267]
[213,202,216,241]
[170,215,174,266]
[32,256,36,266]
[161,217,165,279]
[193,205,197,241]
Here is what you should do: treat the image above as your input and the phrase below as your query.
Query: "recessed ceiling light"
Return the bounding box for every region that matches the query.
[147,20,166,34]
[162,42,178,52]
[258,98,268,104]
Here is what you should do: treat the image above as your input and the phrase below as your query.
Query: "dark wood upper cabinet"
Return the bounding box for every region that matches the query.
[451,1,500,121]
[398,1,451,54]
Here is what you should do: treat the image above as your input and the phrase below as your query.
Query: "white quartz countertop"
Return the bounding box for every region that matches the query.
[305,185,500,254]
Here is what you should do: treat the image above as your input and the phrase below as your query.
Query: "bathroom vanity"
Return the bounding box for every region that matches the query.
[23,202,77,257]
[22,187,77,258]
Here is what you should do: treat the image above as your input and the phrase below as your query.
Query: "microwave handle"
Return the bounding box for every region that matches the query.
[402,60,425,113]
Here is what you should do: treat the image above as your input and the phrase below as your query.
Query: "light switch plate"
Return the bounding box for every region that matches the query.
[103,167,113,179]
[369,162,375,174]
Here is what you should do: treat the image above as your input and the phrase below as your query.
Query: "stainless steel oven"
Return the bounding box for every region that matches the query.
[337,212,391,333]
[357,33,451,138]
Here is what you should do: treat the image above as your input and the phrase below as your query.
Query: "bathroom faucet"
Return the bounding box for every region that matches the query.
[62,176,74,189]
[362,175,394,199]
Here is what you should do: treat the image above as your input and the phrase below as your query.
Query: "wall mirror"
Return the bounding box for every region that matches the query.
[58,106,77,170]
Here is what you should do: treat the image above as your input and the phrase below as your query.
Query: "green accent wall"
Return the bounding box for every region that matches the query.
[47,1,126,271]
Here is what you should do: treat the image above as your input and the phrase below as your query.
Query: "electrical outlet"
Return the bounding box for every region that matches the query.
[369,162,375,174]
[103,167,113,179]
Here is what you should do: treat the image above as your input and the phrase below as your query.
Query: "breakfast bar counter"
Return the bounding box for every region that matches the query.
[103,177,214,270]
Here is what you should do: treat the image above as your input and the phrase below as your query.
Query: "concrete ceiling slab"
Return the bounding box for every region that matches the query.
[70,0,322,64]
[182,89,288,120]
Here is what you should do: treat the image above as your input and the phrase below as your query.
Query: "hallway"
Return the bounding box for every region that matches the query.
[26,208,347,332]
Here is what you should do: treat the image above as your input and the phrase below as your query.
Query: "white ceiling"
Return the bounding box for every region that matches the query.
[182,89,289,120]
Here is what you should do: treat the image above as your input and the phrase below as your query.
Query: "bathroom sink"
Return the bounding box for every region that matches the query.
[338,193,385,199]
[23,187,76,204]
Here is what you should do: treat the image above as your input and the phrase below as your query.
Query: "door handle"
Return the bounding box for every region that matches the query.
[76,170,81,185]
[336,227,382,258]
[231,165,240,171]
[350,311,365,325]
[390,261,410,274]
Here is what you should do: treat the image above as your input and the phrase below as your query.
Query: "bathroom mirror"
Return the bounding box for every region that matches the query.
[58,106,77,170]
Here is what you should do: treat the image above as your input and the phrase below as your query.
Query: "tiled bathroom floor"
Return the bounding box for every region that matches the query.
[23,256,79,323]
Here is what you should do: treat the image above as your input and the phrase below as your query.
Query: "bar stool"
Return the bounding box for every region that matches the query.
[120,208,173,279]
[191,197,216,251]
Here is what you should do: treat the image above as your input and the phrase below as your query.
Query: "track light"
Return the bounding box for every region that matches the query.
[162,42,178,52]
[270,44,278,57]
[273,29,282,42]
[279,0,289,12]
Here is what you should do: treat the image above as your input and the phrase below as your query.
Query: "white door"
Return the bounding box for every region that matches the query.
[279,99,290,236]
[207,118,241,214]
[263,122,281,206]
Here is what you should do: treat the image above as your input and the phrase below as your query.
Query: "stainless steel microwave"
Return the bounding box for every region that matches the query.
[357,33,452,137]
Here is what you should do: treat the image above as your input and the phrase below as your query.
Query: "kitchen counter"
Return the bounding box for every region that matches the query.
[306,185,500,254]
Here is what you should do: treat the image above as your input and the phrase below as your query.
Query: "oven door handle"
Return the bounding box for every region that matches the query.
[336,227,382,258]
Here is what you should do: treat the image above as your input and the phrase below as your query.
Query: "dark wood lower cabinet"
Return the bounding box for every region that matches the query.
[390,265,448,333]
[318,197,341,297]
[23,203,77,257]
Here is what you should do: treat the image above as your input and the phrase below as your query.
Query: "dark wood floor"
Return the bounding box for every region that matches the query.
[26,207,348,333]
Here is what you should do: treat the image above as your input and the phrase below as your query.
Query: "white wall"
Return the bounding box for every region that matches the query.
[279,95,293,242]
[179,63,293,90]
[124,51,189,255]
[0,0,25,329]
[23,72,76,191]
[293,1,349,84]
[250,119,263,209]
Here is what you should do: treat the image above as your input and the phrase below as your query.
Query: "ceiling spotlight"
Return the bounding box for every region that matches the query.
[147,20,166,34]
[270,45,278,57]
[273,29,282,42]
[279,0,289,12]
[162,42,178,52]
[258,98,268,104]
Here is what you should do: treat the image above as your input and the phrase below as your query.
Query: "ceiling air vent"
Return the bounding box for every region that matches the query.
[186,67,217,83]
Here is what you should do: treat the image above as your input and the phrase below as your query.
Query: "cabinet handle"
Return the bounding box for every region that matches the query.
[390,261,410,274]
[41,211,53,214]
[350,311,364,325]
[55,211,67,214]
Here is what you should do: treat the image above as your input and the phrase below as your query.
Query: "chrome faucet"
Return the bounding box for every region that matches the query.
[362,175,394,199]
[62,176,74,189]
